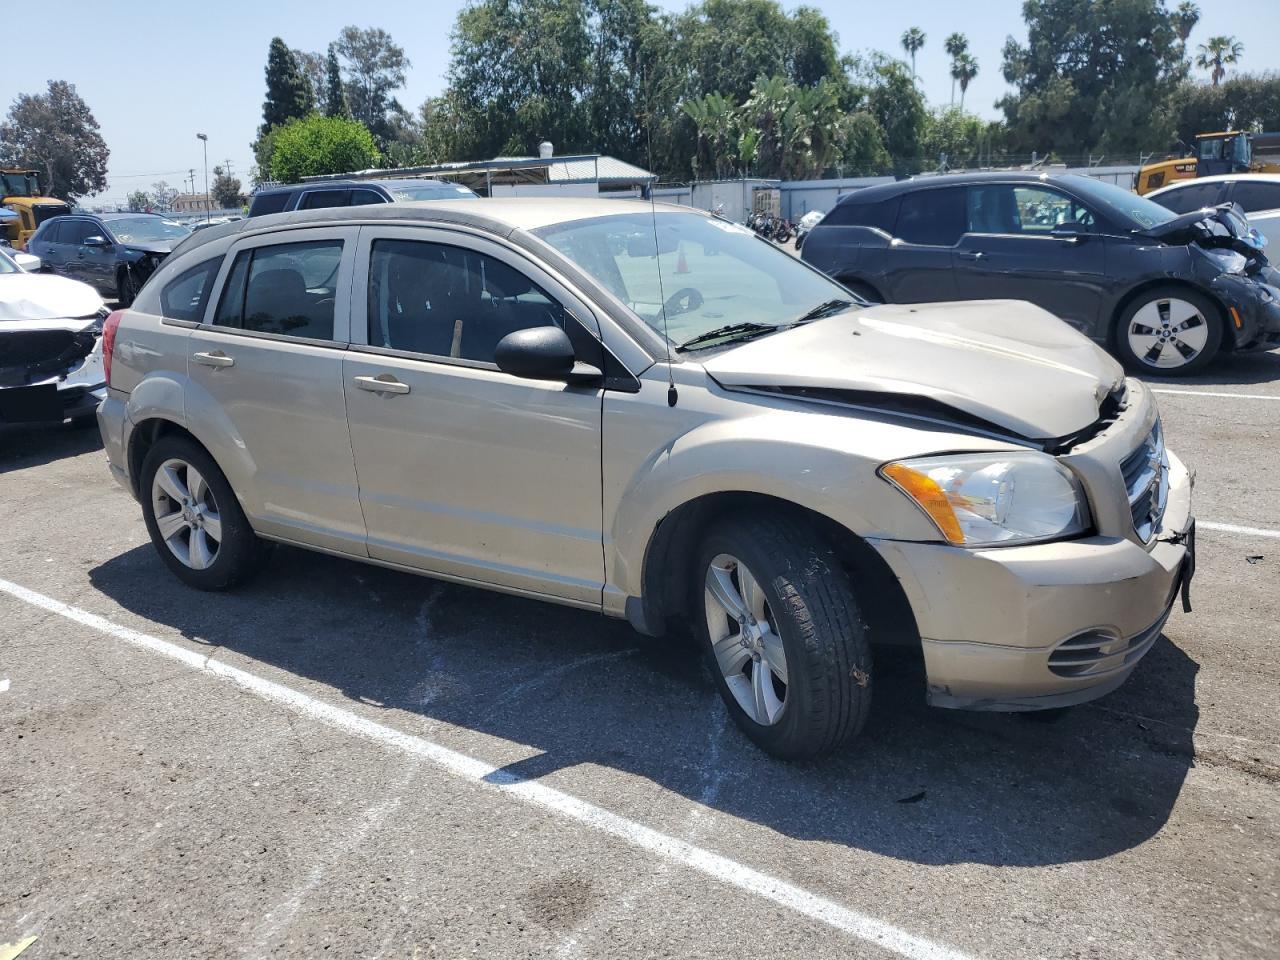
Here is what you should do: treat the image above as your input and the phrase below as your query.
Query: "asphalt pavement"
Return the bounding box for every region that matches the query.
[1,349,1278,960]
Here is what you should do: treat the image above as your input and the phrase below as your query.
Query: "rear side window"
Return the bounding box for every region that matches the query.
[1229,181,1280,214]
[367,238,565,363]
[350,188,385,206]
[214,240,344,340]
[299,190,350,210]
[894,187,965,246]
[248,191,290,216]
[822,197,899,232]
[1153,182,1226,214]
[160,259,221,322]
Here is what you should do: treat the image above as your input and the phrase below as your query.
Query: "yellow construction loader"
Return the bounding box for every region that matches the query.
[1136,131,1280,195]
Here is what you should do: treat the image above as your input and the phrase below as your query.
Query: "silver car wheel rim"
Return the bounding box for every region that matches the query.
[704,553,788,726]
[151,458,222,570]
[1128,298,1210,369]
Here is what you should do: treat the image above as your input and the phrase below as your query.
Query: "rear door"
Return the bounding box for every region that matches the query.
[343,225,605,604]
[952,183,1107,333]
[185,226,366,554]
[883,186,963,302]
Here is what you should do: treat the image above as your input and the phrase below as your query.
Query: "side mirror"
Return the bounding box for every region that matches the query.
[83,235,109,247]
[494,326,602,385]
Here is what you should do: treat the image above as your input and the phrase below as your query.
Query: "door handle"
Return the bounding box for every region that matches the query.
[957,251,985,261]
[192,350,234,368]
[354,374,410,395]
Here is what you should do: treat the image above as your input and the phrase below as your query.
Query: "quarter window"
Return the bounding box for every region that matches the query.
[894,188,965,246]
[367,239,565,363]
[213,240,344,340]
[160,259,221,323]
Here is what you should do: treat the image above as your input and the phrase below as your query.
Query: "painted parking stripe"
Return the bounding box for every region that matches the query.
[0,577,969,960]
[1199,520,1280,540]
[1150,388,1280,401]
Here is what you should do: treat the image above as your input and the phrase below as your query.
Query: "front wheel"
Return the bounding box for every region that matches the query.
[1114,286,1223,376]
[117,268,140,307]
[694,515,872,759]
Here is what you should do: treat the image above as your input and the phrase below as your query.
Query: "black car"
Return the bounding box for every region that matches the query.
[27,213,193,306]
[801,172,1280,375]
[247,178,477,217]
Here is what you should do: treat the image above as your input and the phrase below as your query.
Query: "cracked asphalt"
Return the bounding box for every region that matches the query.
[1,350,1278,960]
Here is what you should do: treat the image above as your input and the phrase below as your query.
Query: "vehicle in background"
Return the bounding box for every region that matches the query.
[97,198,1194,759]
[26,213,193,306]
[1,236,43,272]
[1,168,72,250]
[793,210,826,250]
[1135,130,1280,195]
[247,178,477,217]
[1248,210,1280,250]
[801,171,1280,375]
[0,246,107,428]
[1145,173,1280,217]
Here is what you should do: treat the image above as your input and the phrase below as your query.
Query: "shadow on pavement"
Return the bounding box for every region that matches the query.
[1145,346,1280,387]
[0,421,102,473]
[89,540,1199,868]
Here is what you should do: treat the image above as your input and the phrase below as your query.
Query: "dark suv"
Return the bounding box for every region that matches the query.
[27,213,192,306]
[801,172,1280,375]
[247,178,477,217]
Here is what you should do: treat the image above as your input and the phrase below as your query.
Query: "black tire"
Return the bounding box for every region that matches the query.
[140,435,266,590]
[1113,285,1223,377]
[693,514,872,759]
[117,268,140,307]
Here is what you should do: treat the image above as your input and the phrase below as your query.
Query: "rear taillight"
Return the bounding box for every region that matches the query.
[102,309,124,387]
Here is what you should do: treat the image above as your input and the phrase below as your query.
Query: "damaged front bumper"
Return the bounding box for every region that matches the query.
[0,316,107,424]
[1215,265,1280,351]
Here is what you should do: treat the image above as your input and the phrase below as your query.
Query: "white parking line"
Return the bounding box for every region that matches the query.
[1150,388,1280,401]
[1199,520,1280,540]
[0,577,969,960]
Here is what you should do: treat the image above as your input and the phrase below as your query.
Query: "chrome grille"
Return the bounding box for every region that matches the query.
[1120,422,1168,542]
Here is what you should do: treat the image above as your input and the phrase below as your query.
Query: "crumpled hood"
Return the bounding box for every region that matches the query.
[701,299,1126,440]
[0,272,104,322]
[122,239,178,255]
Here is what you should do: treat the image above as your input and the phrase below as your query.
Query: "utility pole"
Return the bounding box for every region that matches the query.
[196,133,210,222]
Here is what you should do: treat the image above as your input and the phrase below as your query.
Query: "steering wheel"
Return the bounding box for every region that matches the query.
[663,287,704,317]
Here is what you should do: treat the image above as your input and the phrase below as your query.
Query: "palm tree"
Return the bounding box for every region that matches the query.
[944,32,968,105]
[953,53,979,111]
[1172,1,1200,43]
[901,27,926,83]
[1196,36,1243,87]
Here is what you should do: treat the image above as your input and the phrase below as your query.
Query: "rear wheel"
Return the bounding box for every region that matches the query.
[1115,286,1223,376]
[140,436,266,590]
[694,515,871,759]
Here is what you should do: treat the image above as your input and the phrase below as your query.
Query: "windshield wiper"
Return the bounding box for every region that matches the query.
[787,298,856,325]
[678,321,778,351]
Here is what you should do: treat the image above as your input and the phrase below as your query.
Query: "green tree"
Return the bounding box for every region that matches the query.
[866,58,928,174]
[293,49,327,106]
[269,114,381,182]
[324,45,348,118]
[149,180,177,213]
[944,32,968,104]
[922,106,987,169]
[1196,36,1243,87]
[900,27,926,82]
[999,0,1190,158]
[1171,73,1280,147]
[953,53,979,110]
[1172,1,1200,43]
[126,190,149,213]
[210,165,242,209]
[260,38,314,136]
[0,80,109,201]
[333,26,411,145]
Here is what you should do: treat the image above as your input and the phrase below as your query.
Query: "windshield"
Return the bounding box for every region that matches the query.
[1063,175,1178,230]
[106,217,192,244]
[534,211,853,345]
[389,183,476,202]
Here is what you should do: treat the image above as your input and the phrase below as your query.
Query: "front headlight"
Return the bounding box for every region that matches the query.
[880,453,1091,547]
[1200,247,1248,275]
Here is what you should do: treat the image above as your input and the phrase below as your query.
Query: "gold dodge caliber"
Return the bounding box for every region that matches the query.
[97,198,1195,758]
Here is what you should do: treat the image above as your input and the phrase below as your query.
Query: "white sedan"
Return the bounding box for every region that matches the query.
[0,246,108,427]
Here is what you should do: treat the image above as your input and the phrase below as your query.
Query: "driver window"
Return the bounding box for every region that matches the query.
[967,185,1094,234]
[213,240,343,340]
[367,239,565,363]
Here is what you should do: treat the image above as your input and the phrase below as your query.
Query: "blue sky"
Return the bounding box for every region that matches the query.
[7,0,1277,205]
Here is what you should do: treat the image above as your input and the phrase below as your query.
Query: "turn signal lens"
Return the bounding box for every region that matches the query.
[881,462,965,544]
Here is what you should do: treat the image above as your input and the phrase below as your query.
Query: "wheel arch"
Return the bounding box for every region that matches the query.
[834,272,885,303]
[631,491,920,653]
[127,417,210,499]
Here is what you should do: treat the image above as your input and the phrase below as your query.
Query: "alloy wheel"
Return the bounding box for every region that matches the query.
[704,553,789,726]
[1127,297,1210,370]
[151,458,223,570]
